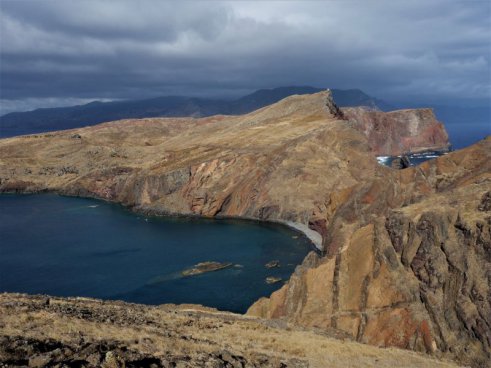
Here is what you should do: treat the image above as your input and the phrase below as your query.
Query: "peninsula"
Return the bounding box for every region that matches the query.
[0,91,489,367]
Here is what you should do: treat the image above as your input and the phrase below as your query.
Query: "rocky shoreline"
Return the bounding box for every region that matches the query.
[0,92,489,367]
[0,190,323,253]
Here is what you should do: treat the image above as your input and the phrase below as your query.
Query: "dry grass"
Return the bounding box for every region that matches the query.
[0,293,461,368]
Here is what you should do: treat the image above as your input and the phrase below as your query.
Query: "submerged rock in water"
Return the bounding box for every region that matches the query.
[265,260,280,268]
[181,262,233,277]
[265,277,282,284]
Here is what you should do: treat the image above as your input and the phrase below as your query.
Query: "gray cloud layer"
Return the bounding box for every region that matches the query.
[0,0,490,113]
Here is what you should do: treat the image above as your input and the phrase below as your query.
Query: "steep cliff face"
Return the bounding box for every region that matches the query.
[0,91,377,248]
[342,107,450,156]
[248,138,491,367]
[0,92,489,367]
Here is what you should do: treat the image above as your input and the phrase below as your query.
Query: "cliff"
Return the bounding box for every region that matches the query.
[0,91,377,248]
[0,91,489,367]
[342,107,451,155]
[248,138,491,367]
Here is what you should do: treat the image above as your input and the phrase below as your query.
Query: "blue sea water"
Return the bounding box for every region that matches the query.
[0,194,313,313]
[445,121,490,150]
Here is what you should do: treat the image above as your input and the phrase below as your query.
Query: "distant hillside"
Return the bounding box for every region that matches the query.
[0,86,389,138]
[0,97,228,138]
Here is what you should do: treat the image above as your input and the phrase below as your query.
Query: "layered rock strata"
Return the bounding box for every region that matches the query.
[248,138,491,367]
[343,107,450,156]
[0,91,377,249]
[0,91,489,367]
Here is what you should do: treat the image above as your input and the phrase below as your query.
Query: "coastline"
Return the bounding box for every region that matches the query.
[276,220,323,251]
[138,206,323,252]
[0,190,323,253]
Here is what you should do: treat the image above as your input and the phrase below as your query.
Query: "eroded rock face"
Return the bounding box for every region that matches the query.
[343,107,451,156]
[0,91,377,248]
[0,91,489,367]
[248,138,491,367]
[391,155,411,169]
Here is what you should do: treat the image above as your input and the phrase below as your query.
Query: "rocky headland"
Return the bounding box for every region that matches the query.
[248,139,491,367]
[0,91,489,367]
[342,106,450,156]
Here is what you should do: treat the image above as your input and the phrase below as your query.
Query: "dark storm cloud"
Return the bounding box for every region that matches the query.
[0,0,490,113]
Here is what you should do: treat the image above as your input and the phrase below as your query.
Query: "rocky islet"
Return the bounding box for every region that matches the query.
[181,262,233,277]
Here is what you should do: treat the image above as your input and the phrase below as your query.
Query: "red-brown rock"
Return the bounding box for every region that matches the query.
[343,107,450,156]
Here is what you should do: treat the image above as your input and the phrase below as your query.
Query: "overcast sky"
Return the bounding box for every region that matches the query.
[0,0,490,114]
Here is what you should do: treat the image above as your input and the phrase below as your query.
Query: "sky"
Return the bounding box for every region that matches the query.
[0,0,490,114]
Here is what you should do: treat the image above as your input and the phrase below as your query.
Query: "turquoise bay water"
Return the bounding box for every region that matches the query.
[0,194,313,313]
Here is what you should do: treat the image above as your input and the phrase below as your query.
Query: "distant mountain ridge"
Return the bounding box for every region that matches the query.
[0,86,389,138]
